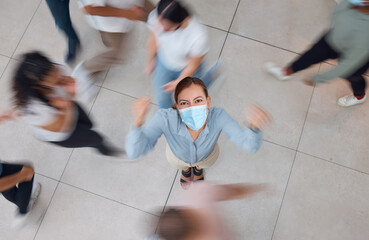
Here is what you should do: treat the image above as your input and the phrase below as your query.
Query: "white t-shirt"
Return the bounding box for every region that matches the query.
[147,10,209,71]
[21,97,77,142]
[79,0,143,33]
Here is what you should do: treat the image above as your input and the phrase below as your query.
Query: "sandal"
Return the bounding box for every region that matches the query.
[180,168,192,189]
[192,167,204,181]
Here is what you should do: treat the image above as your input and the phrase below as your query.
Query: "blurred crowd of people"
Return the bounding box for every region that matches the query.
[0,0,368,239]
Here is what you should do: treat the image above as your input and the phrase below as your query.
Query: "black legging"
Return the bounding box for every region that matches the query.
[0,163,34,214]
[290,33,369,96]
[50,103,113,155]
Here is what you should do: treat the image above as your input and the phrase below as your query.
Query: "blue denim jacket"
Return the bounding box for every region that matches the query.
[126,107,262,163]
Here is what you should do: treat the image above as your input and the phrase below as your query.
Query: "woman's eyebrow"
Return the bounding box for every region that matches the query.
[193,96,203,100]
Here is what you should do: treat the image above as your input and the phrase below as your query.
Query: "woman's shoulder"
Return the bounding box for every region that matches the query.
[156,108,180,120]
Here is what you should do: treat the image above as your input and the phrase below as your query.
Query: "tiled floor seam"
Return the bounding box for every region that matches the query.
[99,85,160,107]
[217,0,241,59]
[10,0,43,59]
[32,181,61,240]
[59,181,160,217]
[270,64,319,240]
[261,139,369,176]
[154,170,179,233]
[32,147,77,239]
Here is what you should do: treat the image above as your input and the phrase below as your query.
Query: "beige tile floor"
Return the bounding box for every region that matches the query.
[0,0,368,239]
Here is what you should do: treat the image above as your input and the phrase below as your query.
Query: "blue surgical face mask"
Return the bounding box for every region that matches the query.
[178,104,208,131]
[348,0,368,6]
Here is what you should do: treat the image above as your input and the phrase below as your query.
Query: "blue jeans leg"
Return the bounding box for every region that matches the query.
[153,59,181,108]
[45,0,80,55]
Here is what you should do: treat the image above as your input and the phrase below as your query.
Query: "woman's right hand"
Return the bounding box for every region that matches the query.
[246,104,272,131]
[132,97,151,128]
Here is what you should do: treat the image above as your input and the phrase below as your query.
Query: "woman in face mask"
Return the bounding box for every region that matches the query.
[126,77,271,189]
[0,51,123,157]
[145,0,220,109]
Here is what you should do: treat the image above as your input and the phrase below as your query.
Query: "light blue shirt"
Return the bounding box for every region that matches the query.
[126,107,263,163]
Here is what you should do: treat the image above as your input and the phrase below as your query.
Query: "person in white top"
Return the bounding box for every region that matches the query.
[146,0,220,108]
[0,52,123,157]
[73,0,154,80]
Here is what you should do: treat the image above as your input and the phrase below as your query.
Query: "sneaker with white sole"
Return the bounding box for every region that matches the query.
[11,183,42,229]
[264,62,291,81]
[337,94,367,107]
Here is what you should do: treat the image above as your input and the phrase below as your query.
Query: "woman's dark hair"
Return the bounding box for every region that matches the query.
[157,0,190,23]
[174,77,208,104]
[157,208,195,240]
[12,51,55,108]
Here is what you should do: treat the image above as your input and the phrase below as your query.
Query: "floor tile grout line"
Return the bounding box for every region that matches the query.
[155,170,179,234]
[32,181,61,240]
[58,148,76,183]
[229,31,301,55]
[10,0,43,59]
[0,58,11,80]
[270,63,320,240]
[34,172,60,183]
[160,170,179,215]
[99,85,160,107]
[217,0,241,59]
[59,181,160,217]
[296,151,369,176]
[32,147,77,239]
[0,53,11,60]
[203,24,228,33]
[262,138,369,176]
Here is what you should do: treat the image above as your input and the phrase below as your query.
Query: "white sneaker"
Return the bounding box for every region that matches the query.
[337,94,366,107]
[264,62,291,81]
[11,183,42,229]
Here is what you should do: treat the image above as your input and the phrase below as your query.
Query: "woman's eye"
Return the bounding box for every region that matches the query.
[180,102,187,105]
[195,99,203,103]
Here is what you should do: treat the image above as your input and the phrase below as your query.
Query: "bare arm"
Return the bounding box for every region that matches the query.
[215,183,270,202]
[145,31,158,75]
[0,166,34,192]
[39,99,75,133]
[84,5,145,21]
[162,55,205,92]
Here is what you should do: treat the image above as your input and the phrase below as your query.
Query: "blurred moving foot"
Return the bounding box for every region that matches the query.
[264,62,291,81]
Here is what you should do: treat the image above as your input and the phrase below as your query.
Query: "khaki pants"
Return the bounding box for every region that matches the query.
[83,0,155,73]
[83,31,128,73]
[166,144,220,170]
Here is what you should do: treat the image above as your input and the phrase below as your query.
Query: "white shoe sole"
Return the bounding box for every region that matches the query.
[264,62,291,81]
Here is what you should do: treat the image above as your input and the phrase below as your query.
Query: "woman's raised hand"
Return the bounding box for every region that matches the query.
[132,97,151,128]
[246,104,272,131]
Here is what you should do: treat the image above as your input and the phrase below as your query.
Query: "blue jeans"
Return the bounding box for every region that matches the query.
[46,0,80,56]
[153,57,217,108]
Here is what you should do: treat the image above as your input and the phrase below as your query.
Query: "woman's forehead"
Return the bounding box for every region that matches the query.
[178,85,206,100]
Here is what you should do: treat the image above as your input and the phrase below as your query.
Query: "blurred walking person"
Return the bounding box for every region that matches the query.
[265,0,369,107]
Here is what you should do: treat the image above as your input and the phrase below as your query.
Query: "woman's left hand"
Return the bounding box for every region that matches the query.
[246,104,272,131]
[162,80,179,93]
